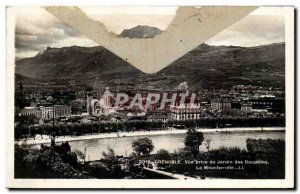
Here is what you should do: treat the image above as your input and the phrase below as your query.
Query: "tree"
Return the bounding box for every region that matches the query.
[174,147,195,161]
[204,138,212,151]
[156,149,171,160]
[102,147,118,170]
[184,128,204,156]
[131,137,154,157]
[29,126,36,140]
[155,149,172,168]
[70,101,83,114]
[16,115,39,126]
[102,147,122,177]
[74,149,86,162]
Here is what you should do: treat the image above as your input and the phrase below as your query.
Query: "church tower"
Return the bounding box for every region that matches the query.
[103,87,112,114]
[85,86,93,115]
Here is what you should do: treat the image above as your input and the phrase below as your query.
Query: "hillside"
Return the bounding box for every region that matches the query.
[16,46,142,82]
[15,41,285,90]
[155,42,285,89]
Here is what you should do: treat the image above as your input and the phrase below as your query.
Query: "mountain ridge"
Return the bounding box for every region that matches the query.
[16,40,285,90]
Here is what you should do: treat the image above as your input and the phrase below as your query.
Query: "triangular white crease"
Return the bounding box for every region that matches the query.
[46,6,257,74]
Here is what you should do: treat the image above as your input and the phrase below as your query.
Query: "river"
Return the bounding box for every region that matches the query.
[68,129,285,161]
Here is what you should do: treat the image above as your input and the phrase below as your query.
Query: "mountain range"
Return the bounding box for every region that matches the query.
[15,25,285,90]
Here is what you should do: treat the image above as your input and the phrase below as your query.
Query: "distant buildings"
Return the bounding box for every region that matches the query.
[19,107,42,118]
[211,98,231,111]
[147,110,169,122]
[16,82,285,124]
[86,87,116,115]
[170,105,201,121]
[53,105,72,118]
[250,97,285,113]
[40,106,53,119]
[241,103,252,112]
[19,105,71,120]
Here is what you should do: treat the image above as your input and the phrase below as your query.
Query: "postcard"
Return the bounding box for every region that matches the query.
[6,6,294,189]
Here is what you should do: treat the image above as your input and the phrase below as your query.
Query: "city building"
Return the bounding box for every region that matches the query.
[40,106,53,119]
[147,110,169,122]
[86,87,116,115]
[19,107,42,118]
[250,97,285,113]
[211,98,231,111]
[40,105,71,119]
[170,105,201,121]
[53,105,72,118]
[241,103,252,112]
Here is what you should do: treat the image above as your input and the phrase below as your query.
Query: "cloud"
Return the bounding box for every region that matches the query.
[14,7,286,58]
[14,7,89,58]
[206,15,285,47]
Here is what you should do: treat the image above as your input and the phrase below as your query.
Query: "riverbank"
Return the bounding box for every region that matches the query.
[16,127,285,145]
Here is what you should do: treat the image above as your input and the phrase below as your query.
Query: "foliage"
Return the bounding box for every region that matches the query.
[155,149,172,168]
[87,162,110,178]
[246,138,285,178]
[164,138,285,179]
[132,137,154,156]
[203,138,212,151]
[184,128,204,156]
[102,147,118,170]
[174,147,195,161]
[14,117,285,140]
[202,146,249,162]
[101,147,122,178]
[15,94,30,109]
[73,149,85,160]
[155,149,172,160]
[14,143,86,178]
[15,143,32,177]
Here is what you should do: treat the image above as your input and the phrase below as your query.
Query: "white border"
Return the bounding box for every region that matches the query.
[5,6,295,189]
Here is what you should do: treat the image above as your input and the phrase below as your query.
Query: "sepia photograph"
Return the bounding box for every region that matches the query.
[5,6,295,189]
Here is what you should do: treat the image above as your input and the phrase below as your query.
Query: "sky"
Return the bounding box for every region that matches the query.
[14,7,285,59]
